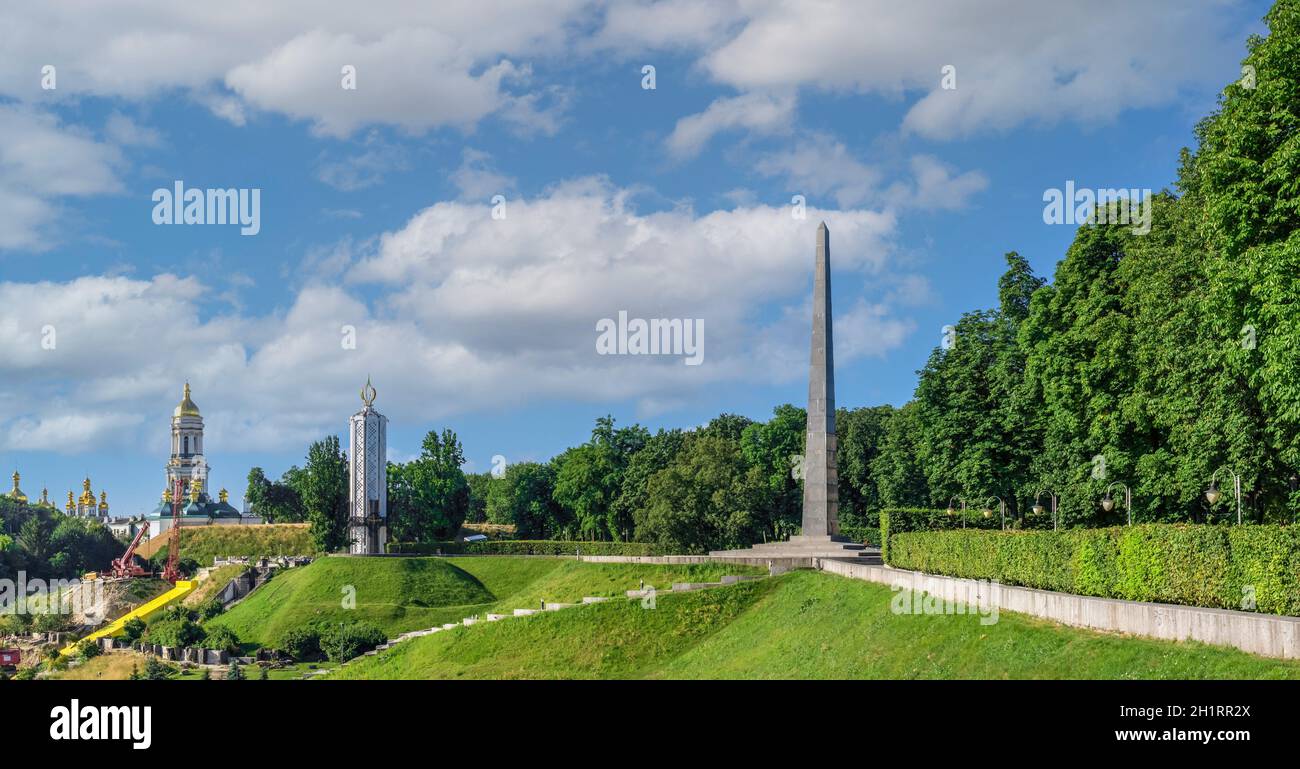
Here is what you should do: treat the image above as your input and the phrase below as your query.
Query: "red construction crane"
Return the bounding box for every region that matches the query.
[161,477,185,583]
[109,525,151,579]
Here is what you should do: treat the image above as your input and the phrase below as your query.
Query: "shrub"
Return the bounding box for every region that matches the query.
[144,617,206,648]
[141,656,175,680]
[203,625,241,654]
[319,621,387,663]
[76,639,102,661]
[226,660,246,681]
[33,611,72,633]
[276,626,322,661]
[121,617,147,643]
[887,523,1300,616]
[196,597,224,621]
[837,524,881,547]
[386,540,663,556]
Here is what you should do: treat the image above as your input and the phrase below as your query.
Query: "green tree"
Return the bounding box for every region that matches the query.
[638,432,769,553]
[388,429,470,542]
[486,462,565,538]
[465,472,494,524]
[834,405,896,527]
[302,436,349,552]
[740,404,806,540]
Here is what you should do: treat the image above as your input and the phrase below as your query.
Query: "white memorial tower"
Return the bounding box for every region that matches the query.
[348,378,388,554]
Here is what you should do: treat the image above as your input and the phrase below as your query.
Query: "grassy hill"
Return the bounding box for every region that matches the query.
[206,556,761,649]
[143,524,316,564]
[331,570,1300,680]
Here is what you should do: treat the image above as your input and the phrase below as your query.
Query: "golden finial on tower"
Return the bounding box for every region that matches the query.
[361,376,378,408]
[175,381,201,417]
[8,471,25,503]
[66,490,75,513]
[219,488,229,504]
[99,491,109,511]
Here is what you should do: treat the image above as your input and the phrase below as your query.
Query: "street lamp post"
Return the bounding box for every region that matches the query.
[1101,482,1132,526]
[946,496,968,529]
[1205,467,1243,525]
[983,495,1006,530]
[1032,489,1059,531]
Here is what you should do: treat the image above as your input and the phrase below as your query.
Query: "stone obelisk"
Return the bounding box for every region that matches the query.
[709,223,870,559]
[802,221,839,538]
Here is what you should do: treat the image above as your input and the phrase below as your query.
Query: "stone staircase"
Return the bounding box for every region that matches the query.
[709,534,882,562]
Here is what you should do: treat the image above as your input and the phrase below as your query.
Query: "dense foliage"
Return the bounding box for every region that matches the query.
[0,496,124,582]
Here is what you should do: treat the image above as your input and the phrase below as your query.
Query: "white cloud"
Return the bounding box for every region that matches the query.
[450,149,517,200]
[689,1,1238,139]
[0,104,123,250]
[666,91,796,159]
[0,182,918,454]
[753,135,986,211]
[315,131,410,191]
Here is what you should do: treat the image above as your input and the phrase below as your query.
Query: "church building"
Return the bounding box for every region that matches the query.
[145,383,260,537]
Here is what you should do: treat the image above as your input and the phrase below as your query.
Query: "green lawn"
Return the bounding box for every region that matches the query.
[206,556,763,649]
[330,570,1300,680]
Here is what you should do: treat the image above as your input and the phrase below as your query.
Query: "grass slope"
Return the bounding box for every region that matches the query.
[207,556,762,648]
[333,570,1300,680]
[144,524,317,564]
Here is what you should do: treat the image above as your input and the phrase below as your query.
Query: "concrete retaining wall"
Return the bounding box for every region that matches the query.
[820,558,1300,660]
[578,554,816,569]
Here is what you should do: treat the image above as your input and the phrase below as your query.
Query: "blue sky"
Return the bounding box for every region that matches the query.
[0,1,1273,516]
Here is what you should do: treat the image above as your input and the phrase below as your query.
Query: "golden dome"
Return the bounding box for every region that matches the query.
[174,382,201,418]
[79,477,95,507]
[66,490,75,512]
[8,471,27,503]
[98,491,109,511]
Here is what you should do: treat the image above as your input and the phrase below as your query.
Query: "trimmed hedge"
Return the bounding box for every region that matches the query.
[887,524,1300,616]
[386,540,664,556]
[879,507,1003,562]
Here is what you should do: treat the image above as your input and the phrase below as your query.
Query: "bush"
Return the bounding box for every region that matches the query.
[887,523,1300,616]
[143,617,206,648]
[76,639,102,661]
[319,621,387,663]
[196,597,224,621]
[140,656,175,680]
[121,617,147,643]
[276,626,322,661]
[837,524,882,547]
[0,613,31,636]
[203,625,241,654]
[387,540,662,556]
[32,611,72,633]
